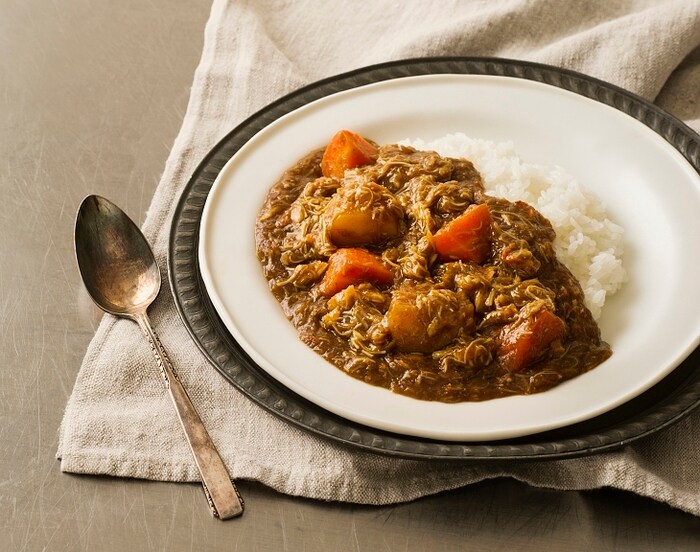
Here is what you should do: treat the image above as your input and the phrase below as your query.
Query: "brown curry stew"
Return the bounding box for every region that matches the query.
[255,130,611,402]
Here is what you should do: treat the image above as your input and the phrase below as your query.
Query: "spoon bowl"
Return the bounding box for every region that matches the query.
[75,195,160,317]
[74,195,244,519]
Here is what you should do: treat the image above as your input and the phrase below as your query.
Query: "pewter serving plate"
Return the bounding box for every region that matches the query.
[169,57,700,459]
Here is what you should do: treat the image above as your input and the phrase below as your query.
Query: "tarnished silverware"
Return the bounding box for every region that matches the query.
[74,194,244,519]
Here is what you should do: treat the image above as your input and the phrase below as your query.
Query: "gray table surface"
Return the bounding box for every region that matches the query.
[3,1,699,550]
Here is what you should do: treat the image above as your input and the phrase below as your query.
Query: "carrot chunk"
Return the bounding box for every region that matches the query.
[320,130,379,178]
[318,248,393,297]
[433,203,493,263]
[498,309,566,372]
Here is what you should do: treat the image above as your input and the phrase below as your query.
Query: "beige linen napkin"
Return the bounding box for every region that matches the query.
[58,0,700,514]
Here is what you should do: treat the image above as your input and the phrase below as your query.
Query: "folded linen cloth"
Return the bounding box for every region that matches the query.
[58,0,700,514]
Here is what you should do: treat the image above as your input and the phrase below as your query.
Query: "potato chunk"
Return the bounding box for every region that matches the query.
[386,284,473,353]
[324,180,403,247]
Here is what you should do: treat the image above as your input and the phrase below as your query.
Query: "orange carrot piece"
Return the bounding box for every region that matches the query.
[433,203,493,263]
[320,130,379,178]
[318,248,393,297]
[498,309,566,372]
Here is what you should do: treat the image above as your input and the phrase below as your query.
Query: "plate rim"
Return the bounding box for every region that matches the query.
[168,56,700,461]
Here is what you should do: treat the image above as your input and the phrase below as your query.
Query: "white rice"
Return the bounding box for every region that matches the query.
[402,133,626,320]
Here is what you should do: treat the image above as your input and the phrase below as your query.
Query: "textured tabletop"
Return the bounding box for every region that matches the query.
[2,1,699,550]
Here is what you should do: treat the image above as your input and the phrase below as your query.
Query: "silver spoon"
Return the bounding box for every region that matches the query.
[74,194,244,519]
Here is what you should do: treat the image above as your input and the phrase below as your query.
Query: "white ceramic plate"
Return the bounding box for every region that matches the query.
[199,74,700,441]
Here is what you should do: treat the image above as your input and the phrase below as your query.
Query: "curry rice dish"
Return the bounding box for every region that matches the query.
[255,130,614,403]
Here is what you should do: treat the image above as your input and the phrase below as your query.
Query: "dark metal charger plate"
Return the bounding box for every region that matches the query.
[168,57,700,461]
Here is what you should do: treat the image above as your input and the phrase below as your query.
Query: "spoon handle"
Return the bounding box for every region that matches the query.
[135,312,244,519]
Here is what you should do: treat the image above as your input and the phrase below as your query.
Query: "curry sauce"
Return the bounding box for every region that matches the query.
[255,134,611,402]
